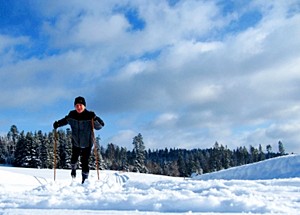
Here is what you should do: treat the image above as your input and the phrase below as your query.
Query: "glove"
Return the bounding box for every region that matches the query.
[94,116,104,127]
[53,121,59,129]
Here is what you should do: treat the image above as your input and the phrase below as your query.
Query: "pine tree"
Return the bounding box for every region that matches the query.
[6,125,19,164]
[209,142,222,171]
[177,153,187,177]
[0,137,7,164]
[7,125,19,146]
[90,136,106,170]
[58,130,68,168]
[14,131,39,168]
[13,131,26,167]
[31,131,41,168]
[258,144,265,161]
[97,141,106,170]
[278,141,285,155]
[266,145,272,159]
[132,133,148,173]
[25,132,39,168]
[48,131,56,169]
[221,145,232,169]
[250,145,259,163]
[39,132,50,168]
[56,129,72,169]
[119,147,128,171]
[106,143,116,169]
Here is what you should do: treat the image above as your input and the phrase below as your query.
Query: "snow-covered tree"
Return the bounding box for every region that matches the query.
[39,132,50,168]
[90,136,106,170]
[132,133,148,173]
[58,130,72,169]
[0,137,7,164]
[6,125,19,164]
[13,131,26,167]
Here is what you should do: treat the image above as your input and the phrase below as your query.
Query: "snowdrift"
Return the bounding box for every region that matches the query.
[193,154,300,180]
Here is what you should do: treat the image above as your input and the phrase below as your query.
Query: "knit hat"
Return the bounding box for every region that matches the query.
[74,96,86,106]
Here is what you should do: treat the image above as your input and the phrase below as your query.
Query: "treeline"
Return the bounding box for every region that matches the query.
[0,125,287,177]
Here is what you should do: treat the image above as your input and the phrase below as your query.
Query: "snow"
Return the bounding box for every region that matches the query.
[1,155,300,215]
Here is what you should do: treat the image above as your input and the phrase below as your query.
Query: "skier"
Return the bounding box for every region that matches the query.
[53,96,104,183]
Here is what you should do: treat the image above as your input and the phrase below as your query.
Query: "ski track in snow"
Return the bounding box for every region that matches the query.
[1,155,300,214]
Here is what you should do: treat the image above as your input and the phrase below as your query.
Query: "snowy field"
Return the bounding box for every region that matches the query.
[1,155,300,215]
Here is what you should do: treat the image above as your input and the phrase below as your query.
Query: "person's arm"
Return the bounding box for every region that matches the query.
[53,115,69,129]
[93,115,104,130]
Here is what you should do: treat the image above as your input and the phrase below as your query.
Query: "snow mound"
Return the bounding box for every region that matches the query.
[193,154,300,180]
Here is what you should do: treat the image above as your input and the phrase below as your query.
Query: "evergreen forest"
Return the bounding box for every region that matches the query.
[0,125,288,177]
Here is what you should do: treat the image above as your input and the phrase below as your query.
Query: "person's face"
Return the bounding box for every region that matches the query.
[75,103,85,113]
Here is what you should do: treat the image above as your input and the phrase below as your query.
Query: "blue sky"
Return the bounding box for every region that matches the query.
[1,0,300,153]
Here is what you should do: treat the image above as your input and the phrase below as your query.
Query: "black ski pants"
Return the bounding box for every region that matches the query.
[71,145,92,174]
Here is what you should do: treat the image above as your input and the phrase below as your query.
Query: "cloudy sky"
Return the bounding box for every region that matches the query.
[0,0,300,153]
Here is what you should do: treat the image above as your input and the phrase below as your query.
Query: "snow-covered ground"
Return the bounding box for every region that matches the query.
[1,155,300,215]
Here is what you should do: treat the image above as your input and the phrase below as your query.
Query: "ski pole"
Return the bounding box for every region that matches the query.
[53,129,57,181]
[91,118,100,180]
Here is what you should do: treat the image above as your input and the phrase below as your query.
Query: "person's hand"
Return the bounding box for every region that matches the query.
[94,116,104,126]
[53,121,59,129]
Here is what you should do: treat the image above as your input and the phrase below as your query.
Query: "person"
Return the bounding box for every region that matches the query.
[53,96,104,183]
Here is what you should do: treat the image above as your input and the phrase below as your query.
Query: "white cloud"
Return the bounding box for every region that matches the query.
[0,35,28,53]
[152,113,178,127]
[106,129,137,149]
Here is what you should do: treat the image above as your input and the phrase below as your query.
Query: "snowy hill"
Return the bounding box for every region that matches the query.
[193,154,300,180]
[0,154,300,215]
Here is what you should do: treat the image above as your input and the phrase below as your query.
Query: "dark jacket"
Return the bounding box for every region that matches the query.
[56,109,104,148]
